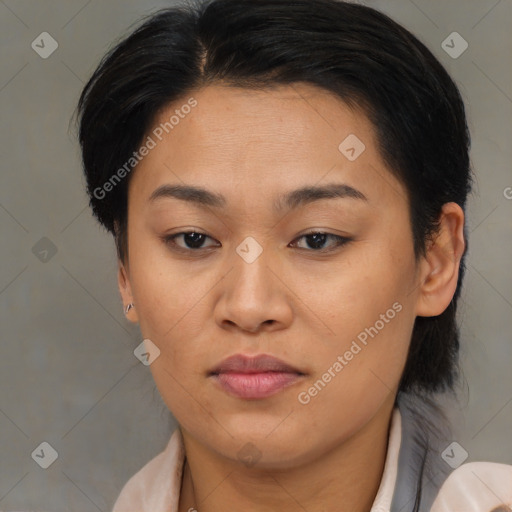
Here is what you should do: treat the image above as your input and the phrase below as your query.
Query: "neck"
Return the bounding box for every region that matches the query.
[178,398,396,512]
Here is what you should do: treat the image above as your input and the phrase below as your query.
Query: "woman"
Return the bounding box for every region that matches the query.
[76,0,512,510]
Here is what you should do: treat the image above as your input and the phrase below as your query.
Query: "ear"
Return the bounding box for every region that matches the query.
[118,261,139,323]
[415,202,466,317]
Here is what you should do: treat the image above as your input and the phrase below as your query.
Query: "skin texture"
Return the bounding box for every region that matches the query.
[118,82,465,512]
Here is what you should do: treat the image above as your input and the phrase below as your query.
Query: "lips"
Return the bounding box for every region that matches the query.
[209,354,306,399]
[210,354,303,375]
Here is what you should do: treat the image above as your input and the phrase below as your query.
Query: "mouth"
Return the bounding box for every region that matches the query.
[208,354,306,400]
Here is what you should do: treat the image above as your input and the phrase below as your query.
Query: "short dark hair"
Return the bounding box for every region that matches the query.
[76,0,472,395]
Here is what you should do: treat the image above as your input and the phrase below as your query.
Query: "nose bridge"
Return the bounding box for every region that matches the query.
[216,236,292,332]
[230,236,275,303]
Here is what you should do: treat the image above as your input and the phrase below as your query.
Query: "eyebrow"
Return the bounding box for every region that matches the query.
[274,182,367,211]
[148,182,367,211]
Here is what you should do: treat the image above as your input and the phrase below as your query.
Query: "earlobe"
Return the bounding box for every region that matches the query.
[415,202,466,318]
[117,261,139,323]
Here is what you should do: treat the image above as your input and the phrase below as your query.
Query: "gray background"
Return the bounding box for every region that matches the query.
[0,0,511,510]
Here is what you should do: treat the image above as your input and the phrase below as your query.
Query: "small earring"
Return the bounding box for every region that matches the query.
[124,303,135,314]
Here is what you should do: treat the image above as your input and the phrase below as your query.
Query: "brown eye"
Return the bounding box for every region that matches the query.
[165,231,219,251]
[290,232,350,252]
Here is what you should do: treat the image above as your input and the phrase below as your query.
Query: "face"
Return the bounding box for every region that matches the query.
[120,82,426,468]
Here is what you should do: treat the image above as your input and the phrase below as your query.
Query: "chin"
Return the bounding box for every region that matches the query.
[214,419,327,469]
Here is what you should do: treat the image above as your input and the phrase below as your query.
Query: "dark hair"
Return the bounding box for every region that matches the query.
[76,0,471,396]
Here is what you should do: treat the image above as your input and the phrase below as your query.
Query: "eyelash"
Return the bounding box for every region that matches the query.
[162,230,351,255]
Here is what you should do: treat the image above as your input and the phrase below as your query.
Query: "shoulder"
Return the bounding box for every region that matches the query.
[112,429,185,512]
[431,461,512,512]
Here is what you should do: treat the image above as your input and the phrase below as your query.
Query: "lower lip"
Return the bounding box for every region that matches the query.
[211,372,303,399]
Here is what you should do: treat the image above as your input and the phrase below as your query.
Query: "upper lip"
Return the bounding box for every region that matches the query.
[209,354,304,375]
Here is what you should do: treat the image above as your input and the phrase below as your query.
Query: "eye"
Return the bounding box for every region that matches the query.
[289,231,350,252]
[164,231,220,251]
[163,230,350,254]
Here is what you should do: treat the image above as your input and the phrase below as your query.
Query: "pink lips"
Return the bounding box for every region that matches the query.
[209,354,305,399]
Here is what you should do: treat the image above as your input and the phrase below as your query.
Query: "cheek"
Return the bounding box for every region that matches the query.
[128,236,212,340]
[293,296,413,435]
[293,243,415,332]
[294,243,417,390]
[148,360,216,436]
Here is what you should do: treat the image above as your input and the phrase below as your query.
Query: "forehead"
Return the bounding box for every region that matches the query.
[129,82,404,209]
[149,82,373,165]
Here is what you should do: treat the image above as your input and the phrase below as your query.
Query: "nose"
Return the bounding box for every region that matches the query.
[214,246,293,334]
